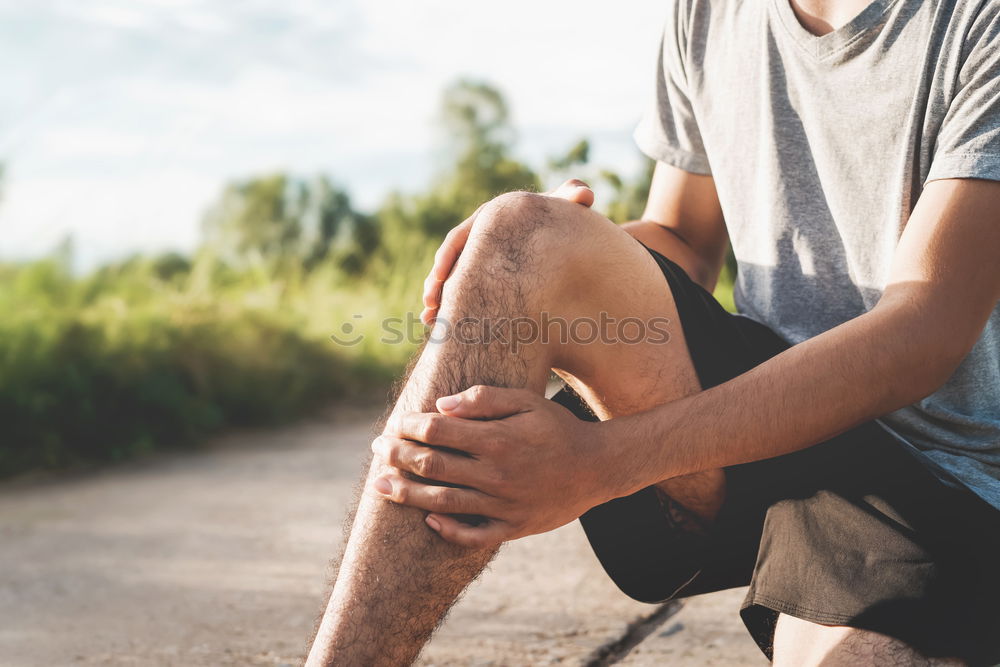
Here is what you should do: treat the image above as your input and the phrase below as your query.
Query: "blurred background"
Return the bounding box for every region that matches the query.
[0,3,756,665]
[0,0,741,476]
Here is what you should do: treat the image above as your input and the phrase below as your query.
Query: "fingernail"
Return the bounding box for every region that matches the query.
[370,436,383,454]
[426,515,442,531]
[437,395,461,411]
[373,477,392,495]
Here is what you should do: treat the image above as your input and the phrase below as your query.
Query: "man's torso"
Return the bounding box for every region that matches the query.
[636,0,1000,506]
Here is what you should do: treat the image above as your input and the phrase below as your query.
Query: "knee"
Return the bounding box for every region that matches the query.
[466,191,586,271]
[437,191,580,311]
[772,614,956,666]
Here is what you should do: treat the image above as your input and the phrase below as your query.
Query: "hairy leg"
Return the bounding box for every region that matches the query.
[306,192,724,665]
[772,614,965,666]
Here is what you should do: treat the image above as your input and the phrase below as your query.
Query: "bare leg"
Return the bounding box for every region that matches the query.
[306,192,724,665]
[773,614,964,666]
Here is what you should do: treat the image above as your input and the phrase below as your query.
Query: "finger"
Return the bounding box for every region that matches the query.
[435,385,536,420]
[371,436,484,486]
[543,178,590,197]
[385,411,494,454]
[423,217,476,311]
[548,179,594,207]
[430,217,474,282]
[420,307,437,327]
[422,266,446,310]
[372,473,492,515]
[425,513,512,548]
[423,272,444,310]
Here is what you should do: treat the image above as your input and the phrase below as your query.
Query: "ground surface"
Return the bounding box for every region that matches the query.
[0,406,766,666]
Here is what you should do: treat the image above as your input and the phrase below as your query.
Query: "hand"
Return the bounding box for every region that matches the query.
[421,179,595,325]
[371,385,613,548]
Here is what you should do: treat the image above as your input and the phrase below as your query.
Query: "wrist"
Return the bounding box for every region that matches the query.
[586,417,647,503]
[591,404,688,502]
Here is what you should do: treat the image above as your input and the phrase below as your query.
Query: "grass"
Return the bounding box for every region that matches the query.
[0,251,431,477]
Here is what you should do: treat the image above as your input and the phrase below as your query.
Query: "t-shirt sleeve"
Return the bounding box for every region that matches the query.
[926,7,1000,183]
[633,1,712,175]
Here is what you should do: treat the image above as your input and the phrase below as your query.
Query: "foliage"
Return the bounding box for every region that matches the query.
[548,138,590,173]
[602,158,655,223]
[0,253,400,476]
[412,79,541,238]
[201,173,378,274]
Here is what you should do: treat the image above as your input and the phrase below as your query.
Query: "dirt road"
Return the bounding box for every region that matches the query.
[0,407,764,666]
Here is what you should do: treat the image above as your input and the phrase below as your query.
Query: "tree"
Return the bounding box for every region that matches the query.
[548,138,590,173]
[414,79,540,237]
[301,176,378,273]
[601,158,655,223]
[201,173,303,263]
[200,173,377,273]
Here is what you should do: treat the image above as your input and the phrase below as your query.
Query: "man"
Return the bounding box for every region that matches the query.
[307,0,1000,663]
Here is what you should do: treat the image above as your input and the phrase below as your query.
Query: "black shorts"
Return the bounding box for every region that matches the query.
[554,246,1000,665]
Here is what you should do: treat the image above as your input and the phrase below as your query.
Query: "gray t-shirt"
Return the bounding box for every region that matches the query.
[635,0,1000,508]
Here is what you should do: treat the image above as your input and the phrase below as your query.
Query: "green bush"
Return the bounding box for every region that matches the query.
[0,256,408,477]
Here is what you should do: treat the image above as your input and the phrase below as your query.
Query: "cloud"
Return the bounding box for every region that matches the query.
[0,0,666,267]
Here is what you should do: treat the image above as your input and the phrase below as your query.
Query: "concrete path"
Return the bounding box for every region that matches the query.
[0,407,765,666]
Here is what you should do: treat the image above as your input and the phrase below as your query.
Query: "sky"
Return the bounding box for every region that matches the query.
[0,0,668,270]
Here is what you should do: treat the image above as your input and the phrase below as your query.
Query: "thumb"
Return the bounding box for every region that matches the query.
[547,179,594,207]
[436,385,533,419]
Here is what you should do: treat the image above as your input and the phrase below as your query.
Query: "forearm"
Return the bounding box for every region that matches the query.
[599,294,964,499]
[604,178,1000,495]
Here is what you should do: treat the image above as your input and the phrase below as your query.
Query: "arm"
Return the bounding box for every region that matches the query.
[603,177,1000,494]
[620,161,729,291]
